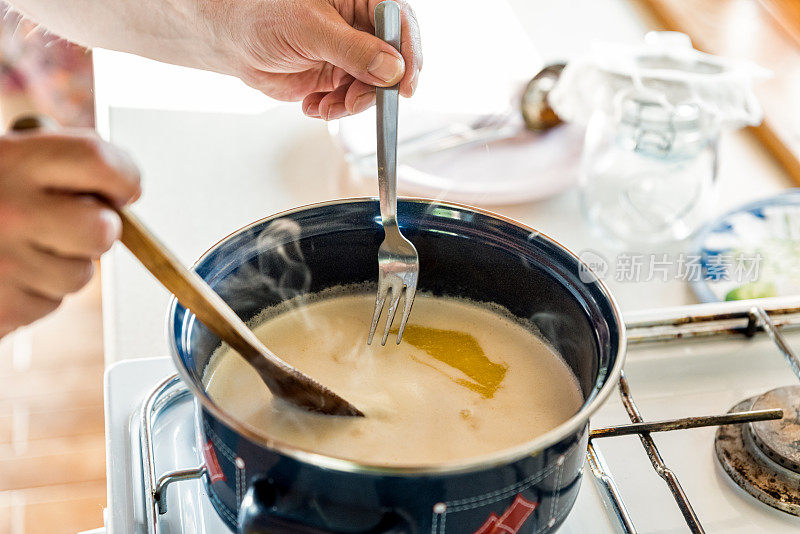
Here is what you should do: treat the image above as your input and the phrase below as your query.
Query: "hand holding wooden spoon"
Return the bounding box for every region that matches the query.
[10,115,363,417]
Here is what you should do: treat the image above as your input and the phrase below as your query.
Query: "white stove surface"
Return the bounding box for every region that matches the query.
[105,358,225,534]
[592,332,800,534]
[104,326,800,533]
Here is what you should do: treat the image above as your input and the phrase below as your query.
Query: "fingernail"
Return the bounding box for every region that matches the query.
[304,102,320,117]
[352,94,375,114]
[368,52,404,84]
[325,103,348,121]
[409,69,420,95]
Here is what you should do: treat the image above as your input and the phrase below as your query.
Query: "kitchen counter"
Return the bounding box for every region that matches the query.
[95,0,794,364]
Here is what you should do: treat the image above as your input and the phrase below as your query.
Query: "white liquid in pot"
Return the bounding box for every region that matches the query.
[203,292,584,466]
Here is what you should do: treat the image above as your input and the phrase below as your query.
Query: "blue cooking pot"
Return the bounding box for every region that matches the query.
[168,198,625,534]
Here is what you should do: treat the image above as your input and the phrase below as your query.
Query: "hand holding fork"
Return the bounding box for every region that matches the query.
[367,1,419,346]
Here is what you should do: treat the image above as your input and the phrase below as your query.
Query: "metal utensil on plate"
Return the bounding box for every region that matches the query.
[10,115,363,418]
[350,63,566,165]
[367,1,419,346]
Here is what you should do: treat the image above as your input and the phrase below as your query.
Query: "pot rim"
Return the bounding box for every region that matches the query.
[167,197,627,476]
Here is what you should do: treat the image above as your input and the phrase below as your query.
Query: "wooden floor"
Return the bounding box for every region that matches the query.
[0,273,106,534]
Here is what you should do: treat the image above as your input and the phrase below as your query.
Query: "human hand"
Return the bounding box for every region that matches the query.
[0,129,141,338]
[200,0,422,120]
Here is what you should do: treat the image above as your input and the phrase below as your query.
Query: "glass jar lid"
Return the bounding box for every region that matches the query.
[549,31,767,130]
[619,96,701,131]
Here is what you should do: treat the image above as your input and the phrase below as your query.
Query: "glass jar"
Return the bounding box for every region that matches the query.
[580,93,719,245]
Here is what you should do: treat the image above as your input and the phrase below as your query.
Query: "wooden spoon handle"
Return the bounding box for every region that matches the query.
[115,207,278,371]
[115,207,363,417]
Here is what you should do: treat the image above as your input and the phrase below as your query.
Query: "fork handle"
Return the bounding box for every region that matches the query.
[375,1,401,228]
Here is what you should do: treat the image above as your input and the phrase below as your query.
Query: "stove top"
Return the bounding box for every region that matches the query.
[104,358,618,534]
[104,303,800,533]
[105,358,226,533]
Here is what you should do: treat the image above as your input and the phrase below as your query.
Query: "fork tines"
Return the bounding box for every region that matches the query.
[367,272,417,346]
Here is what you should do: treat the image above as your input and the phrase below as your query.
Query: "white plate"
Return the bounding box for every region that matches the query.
[331,108,583,206]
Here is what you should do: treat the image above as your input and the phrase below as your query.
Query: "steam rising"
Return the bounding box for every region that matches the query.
[211,218,312,315]
[529,311,579,365]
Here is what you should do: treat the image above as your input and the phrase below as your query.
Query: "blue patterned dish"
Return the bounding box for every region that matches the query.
[691,189,800,302]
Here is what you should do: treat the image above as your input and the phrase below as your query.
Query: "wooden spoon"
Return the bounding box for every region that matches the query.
[116,210,364,416]
[11,115,364,417]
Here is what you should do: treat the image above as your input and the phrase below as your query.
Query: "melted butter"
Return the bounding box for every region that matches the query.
[394,325,508,398]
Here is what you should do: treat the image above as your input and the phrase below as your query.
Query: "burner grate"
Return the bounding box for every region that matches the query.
[588,301,800,534]
[141,375,206,533]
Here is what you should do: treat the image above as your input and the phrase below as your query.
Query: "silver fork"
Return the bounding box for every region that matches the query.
[367,0,419,346]
[351,109,513,165]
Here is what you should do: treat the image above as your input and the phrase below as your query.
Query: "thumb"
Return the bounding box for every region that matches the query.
[311,13,405,87]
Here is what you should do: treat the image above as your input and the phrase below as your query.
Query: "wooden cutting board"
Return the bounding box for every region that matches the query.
[759,0,800,48]
[637,0,800,186]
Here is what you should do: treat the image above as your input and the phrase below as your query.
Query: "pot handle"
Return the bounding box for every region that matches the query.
[238,477,412,534]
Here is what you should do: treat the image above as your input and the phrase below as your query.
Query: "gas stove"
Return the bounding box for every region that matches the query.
[103,299,800,533]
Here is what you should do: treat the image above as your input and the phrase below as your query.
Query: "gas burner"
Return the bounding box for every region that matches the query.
[716,385,800,516]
